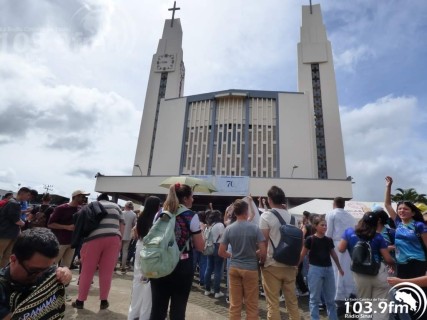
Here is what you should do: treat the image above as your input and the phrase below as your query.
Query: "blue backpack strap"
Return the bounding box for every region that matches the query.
[269,209,287,250]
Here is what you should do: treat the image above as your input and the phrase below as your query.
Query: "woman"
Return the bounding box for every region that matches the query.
[72,193,124,310]
[204,210,225,298]
[338,212,395,320]
[193,210,208,287]
[149,183,204,320]
[128,196,161,320]
[300,216,343,320]
[384,176,427,278]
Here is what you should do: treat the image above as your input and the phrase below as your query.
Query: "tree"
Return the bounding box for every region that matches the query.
[391,188,427,204]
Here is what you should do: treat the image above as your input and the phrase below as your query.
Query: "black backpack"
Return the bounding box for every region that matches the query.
[351,239,380,276]
[269,209,303,266]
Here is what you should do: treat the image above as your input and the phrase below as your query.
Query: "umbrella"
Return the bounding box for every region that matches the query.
[159,176,217,193]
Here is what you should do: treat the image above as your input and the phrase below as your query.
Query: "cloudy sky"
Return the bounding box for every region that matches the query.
[0,0,426,202]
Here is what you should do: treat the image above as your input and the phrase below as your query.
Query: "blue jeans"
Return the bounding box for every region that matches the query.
[204,244,224,293]
[307,264,338,320]
[193,249,207,285]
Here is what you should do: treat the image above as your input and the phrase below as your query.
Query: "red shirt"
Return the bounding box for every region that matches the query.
[48,203,79,245]
[0,199,9,208]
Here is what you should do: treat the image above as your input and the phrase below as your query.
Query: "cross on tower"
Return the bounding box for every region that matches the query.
[168,1,180,27]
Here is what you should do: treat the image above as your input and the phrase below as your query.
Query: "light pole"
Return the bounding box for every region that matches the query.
[291,165,298,178]
[134,164,143,176]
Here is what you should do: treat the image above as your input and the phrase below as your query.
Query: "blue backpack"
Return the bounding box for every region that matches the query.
[269,209,303,266]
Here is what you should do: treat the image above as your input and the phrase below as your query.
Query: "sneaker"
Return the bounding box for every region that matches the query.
[210,289,215,294]
[279,294,285,302]
[100,300,109,310]
[260,290,265,297]
[72,300,84,309]
[298,291,309,297]
[204,290,211,296]
[214,292,224,298]
[225,297,230,304]
[65,294,72,302]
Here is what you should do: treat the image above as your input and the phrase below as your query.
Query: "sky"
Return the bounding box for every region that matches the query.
[0,0,426,202]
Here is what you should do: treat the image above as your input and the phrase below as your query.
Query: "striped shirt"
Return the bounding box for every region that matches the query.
[85,200,124,242]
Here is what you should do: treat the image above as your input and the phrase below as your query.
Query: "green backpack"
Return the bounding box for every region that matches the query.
[139,210,185,278]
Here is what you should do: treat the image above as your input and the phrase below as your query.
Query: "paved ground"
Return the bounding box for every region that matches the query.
[63,269,334,319]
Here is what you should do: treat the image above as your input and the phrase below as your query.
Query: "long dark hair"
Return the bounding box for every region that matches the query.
[206,210,222,226]
[355,212,378,240]
[397,201,424,223]
[137,196,161,239]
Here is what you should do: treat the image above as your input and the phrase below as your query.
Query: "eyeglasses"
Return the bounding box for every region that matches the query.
[18,260,51,277]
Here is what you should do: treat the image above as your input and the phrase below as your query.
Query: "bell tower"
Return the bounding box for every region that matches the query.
[133,2,185,176]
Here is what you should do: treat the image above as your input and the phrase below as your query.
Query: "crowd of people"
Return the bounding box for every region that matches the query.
[0,175,427,319]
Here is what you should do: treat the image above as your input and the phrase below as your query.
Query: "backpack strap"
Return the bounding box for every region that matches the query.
[270,209,286,225]
[269,209,287,251]
[270,209,296,226]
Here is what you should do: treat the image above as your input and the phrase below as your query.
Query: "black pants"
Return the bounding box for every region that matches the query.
[296,262,308,293]
[149,255,194,320]
[396,259,427,278]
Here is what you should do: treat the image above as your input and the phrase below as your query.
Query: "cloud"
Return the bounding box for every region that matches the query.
[0,53,140,194]
[342,95,427,201]
[334,46,374,72]
[0,0,110,50]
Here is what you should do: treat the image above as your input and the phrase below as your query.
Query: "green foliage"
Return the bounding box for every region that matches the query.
[391,187,427,204]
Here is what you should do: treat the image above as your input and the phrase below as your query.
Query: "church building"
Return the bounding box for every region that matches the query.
[95,3,353,206]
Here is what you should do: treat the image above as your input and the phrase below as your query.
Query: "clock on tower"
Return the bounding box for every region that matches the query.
[155,54,176,72]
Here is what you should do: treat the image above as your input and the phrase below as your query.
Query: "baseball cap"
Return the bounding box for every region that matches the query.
[72,190,90,197]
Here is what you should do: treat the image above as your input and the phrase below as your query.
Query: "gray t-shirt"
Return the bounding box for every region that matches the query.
[122,210,137,241]
[221,220,265,271]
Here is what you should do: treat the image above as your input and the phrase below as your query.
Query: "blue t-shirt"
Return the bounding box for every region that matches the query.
[342,228,387,264]
[394,217,427,264]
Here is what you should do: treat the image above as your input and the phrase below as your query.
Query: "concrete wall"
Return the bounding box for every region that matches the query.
[150,97,187,175]
[278,92,316,179]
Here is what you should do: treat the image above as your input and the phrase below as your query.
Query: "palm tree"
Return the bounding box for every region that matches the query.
[391,188,427,204]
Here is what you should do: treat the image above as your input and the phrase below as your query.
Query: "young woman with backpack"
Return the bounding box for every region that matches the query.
[299,216,343,320]
[384,176,427,279]
[128,196,161,320]
[338,211,395,320]
[149,183,204,320]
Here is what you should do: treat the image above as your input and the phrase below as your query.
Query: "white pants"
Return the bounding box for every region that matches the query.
[128,240,152,320]
[332,241,356,300]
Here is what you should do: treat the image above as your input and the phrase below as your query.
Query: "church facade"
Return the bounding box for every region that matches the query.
[95,4,353,203]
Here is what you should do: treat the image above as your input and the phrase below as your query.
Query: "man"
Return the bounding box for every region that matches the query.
[30,193,54,228]
[0,187,29,267]
[259,186,300,320]
[20,189,38,222]
[48,190,89,270]
[219,199,266,320]
[120,201,137,273]
[325,197,357,305]
[0,192,13,208]
[0,228,72,319]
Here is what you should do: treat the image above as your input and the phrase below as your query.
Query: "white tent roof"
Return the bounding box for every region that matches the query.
[289,199,388,221]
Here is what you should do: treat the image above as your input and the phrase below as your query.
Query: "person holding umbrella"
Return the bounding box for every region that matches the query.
[149,183,204,320]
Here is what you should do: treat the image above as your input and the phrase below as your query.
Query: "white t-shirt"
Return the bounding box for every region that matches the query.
[122,210,137,241]
[210,222,225,243]
[259,208,297,267]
